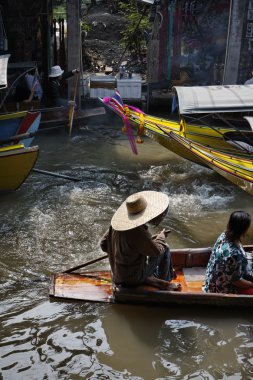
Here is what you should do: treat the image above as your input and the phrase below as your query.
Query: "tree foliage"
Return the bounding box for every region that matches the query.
[118,1,151,59]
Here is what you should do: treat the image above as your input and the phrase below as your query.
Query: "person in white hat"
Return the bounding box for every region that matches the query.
[100,191,181,291]
[47,65,79,107]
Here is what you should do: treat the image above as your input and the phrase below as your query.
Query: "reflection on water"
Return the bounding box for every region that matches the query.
[0,117,253,379]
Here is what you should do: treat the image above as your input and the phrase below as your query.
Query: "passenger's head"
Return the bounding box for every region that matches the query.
[226,211,251,242]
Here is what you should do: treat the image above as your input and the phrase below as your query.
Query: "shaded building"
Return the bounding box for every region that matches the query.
[0,0,80,97]
[145,0,253,86]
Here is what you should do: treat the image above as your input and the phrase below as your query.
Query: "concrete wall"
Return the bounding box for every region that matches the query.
[67,0,81,99]
[223,0,248,84]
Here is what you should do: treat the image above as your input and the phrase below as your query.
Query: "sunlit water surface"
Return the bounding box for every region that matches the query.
[0,114,253,380]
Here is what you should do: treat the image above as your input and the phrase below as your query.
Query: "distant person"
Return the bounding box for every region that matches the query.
[23,72,43,102]
[203,211,253,295]
[47,65,79,107]
[13,70,43,103]
[100,190,181,291]
[244,71,253,85]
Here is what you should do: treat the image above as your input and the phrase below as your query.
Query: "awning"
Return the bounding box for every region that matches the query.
[0,54,10,89]
[244,116,253,130]
[173,85,253,114]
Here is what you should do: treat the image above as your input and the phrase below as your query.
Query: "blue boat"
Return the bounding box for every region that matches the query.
[0,111,41,147]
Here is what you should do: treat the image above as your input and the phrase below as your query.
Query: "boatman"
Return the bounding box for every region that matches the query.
[100,190,181,291]
[46,65,80,107]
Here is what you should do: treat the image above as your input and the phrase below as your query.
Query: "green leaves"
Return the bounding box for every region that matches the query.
[118,1,151,59]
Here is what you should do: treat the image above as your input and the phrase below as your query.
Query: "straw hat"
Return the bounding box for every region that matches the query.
[49,65,64,77]
[111,191,169,231]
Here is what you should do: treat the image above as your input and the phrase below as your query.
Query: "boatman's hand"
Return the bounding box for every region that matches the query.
[161,228,171,237]
[152,228,171,239]
[72,68,80,75]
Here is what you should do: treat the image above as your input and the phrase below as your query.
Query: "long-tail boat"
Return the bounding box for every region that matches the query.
[101,86,253,163]
[1,100,106,129]
[101,88,253,193]
[49,246,253,307]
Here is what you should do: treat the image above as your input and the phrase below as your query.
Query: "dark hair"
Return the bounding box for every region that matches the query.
[226,211,251,242]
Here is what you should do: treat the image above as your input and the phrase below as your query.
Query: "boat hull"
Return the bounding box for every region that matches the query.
[0,144,39,191]
[169,132,253,195]
[125,108,251,155]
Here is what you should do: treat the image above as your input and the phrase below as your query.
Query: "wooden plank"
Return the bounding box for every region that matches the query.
[50,271,113,303]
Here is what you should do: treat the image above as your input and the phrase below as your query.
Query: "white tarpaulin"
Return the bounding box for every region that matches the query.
[173,85,253,114]
[0,54,10,89]
[244,116,253,130]
[138,0,155,4]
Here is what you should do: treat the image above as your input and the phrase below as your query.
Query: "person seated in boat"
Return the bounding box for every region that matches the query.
[13,70,43,103]
[100,191,181,291]
[23,72,43,103]
[203,211,253,295]
[46,65,80,107]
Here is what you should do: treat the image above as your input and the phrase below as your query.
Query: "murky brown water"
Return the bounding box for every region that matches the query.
[0,113,253,380]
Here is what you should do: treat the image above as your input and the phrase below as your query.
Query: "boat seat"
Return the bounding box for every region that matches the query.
[17,100,41,111]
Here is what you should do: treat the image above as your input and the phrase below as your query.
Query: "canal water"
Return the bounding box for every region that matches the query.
[0,112,253,380]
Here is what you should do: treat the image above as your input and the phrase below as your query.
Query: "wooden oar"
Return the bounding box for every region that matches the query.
[32,168,80,182]
[68,72,80,137]
[63,254,108,273]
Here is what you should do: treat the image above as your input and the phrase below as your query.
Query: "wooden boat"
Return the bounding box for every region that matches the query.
[0,144,39,191]
[1,99,106,129]
[0,111,41,147]
[49,246,253,307]
[169,132,253,195]
[101,86,253,162]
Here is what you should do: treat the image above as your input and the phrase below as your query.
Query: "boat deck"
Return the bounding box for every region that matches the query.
[50,271,113,303]
[49,267,206,303]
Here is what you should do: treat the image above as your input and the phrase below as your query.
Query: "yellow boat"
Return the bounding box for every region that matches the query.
[169,132,253,195]
[102,87,253,194]
[0,144,39,191]
[102,86,253,165]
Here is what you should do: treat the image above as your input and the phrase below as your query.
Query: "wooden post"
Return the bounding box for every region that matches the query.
[67,0,81,105]
[223,0,248,84]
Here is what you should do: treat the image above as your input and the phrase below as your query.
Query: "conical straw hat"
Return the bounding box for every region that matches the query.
[111,191,169,231]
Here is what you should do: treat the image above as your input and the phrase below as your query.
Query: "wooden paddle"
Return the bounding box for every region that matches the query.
[63,254,108,273]
[32,168,80,182]
[68,72,80,137]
